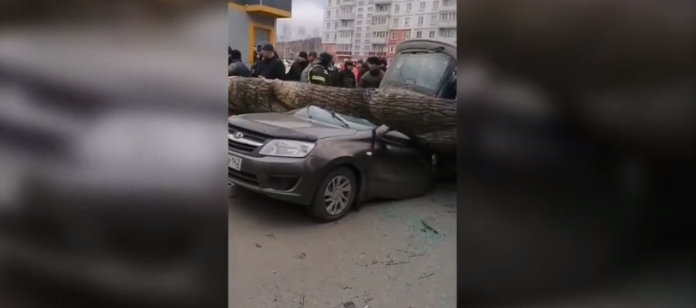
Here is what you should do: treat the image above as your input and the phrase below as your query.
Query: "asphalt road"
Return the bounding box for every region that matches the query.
[228,183,457,308]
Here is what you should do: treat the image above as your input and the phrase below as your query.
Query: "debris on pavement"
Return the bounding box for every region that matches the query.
[395,249,427,258]
[255,243,262,248]
[298,293,305,308]
[342,301,356,308]
[266,233,276,239]
[420,219,439,234]
[419,272,435,279]
[296,252,306,259]
[383,260,410,266]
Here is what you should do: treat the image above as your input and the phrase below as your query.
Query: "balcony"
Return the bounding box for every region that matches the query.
[337,24,354,30]
[370,36,387,44]
[338,12,356,20]
[373,10,391,16]
[374,0,392,4]
[437,20,457,29]
[340,0,355,4]
[336,36,353,44]
[370,24,390,31]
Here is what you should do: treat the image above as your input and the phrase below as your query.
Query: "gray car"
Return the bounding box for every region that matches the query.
[228,105,438,222]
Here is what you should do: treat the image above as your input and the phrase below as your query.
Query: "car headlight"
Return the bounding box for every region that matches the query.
[259,139,315,158]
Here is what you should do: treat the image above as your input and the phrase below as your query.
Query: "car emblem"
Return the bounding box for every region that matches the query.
[232,132,244,139]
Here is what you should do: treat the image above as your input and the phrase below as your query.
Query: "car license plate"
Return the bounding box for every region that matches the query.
[228,155,242,171]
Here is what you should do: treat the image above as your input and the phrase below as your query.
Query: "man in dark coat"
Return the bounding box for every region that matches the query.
[228,49,251,77]
[327,59,342,87]
[250,43,286,80]
[285,51,310,81]
[358,56,384,88]
[338,60,357,88]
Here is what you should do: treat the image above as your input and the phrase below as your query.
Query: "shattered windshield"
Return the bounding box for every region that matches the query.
[289,106,376,130]
[381,52,456,96]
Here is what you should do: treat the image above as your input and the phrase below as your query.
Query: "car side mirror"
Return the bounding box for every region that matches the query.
[374,125,390,139]
[371,125,390,152]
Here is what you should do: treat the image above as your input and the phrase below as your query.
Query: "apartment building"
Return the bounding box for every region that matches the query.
[321,0,456,63]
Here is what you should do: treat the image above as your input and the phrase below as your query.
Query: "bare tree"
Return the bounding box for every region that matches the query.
[297,26,307,51]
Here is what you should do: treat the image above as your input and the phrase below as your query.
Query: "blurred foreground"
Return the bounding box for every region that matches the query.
[0,6,228,308]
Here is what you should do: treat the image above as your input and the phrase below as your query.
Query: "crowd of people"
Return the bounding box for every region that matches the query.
[228,43,388,89]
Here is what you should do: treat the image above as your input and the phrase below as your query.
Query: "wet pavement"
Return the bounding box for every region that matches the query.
[228,183,457,308]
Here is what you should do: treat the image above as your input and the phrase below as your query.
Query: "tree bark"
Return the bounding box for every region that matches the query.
[229,77,457,156]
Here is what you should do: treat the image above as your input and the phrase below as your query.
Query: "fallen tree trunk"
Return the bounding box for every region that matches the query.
[229,77,457,156]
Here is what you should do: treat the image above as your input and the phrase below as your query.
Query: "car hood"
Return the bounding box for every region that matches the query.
[230,113,357,140]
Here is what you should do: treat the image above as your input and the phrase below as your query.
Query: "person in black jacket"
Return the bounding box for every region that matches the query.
[307,51,335,86]
[285,51,310,81]
[338,60,357,88]
[250,43,286,80]
[228,49,251,77]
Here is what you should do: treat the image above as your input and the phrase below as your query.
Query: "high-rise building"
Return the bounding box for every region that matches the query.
[321,0,456,63]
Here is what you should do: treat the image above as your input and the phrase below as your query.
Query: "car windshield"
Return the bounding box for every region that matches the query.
[288,106,376,130]
[381,52,456,96]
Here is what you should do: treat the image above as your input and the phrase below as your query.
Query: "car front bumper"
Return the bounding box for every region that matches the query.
[227,151,324,205]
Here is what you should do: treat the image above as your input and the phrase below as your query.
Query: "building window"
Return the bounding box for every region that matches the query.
[390,32,397,39]
[358,8,363,12]
[429,30,435,38]
[326,22,331,29]
[357,20,362,25]
[389,46,396,53]
[439,29,456,37]
[431,15,437,24]
[354,45,360,50]
[358,1,364,5]
[368,7,373,12]
[433,1,439,10]
[395,4,400,13]
[404,17,410,26]
[327,11,332,18]
[328,0,332,5]
[334,21,339,28]
[406,3,412,12]
[325,33,330,41]
[373,16,388,25]
[405,31,411,39]
[440,12,456,21]
[356,33,362,37]
[357,27,362,31]
[419,1,426,11]
[392,18,399,27]
[372,31,387,38]
[358,13,363,18]
[417,16,423,25]
[334,33,337,40]
[416,30,422,38]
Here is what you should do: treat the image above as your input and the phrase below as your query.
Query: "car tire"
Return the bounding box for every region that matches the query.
[306,167,357,223]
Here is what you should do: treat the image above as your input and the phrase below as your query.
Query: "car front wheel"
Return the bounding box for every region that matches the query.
[306,167,356,222]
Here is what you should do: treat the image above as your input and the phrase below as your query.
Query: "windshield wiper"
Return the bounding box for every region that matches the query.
[330,112,350,128]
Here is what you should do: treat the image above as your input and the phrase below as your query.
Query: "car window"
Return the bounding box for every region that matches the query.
[381,52,456,96]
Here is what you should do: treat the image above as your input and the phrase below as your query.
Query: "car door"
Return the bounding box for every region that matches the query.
[369,131,433,199]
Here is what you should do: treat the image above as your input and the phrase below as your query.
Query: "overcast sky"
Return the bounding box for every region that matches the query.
[277,0,324,40]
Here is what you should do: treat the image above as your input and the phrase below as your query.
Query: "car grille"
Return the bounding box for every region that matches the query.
[228,168,259,187]
[228,124,268,153]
